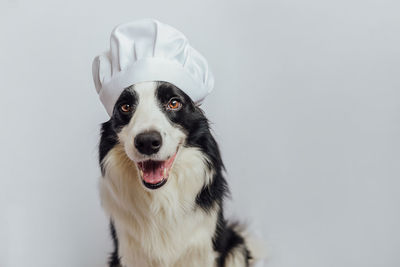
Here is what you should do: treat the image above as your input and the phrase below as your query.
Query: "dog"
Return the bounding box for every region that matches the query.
[98,81,258,267]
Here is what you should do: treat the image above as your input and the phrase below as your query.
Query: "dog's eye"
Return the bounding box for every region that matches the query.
[120,104,132,113]
[167,99,182,111]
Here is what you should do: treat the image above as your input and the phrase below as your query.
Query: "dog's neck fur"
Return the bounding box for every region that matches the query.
[100,143,218,267]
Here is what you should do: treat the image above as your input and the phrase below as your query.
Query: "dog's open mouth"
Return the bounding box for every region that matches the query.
[136,153,177,190]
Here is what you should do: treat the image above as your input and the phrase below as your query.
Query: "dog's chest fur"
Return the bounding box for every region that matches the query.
[100,144,218,267]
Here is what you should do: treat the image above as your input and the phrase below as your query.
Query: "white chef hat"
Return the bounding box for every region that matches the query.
[92,19,214,116]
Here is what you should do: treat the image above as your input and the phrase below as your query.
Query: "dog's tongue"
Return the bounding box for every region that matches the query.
[138,160,165,184]
[137,155,176,184]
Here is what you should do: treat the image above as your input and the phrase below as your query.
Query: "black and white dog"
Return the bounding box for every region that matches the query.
[98,81,258,267]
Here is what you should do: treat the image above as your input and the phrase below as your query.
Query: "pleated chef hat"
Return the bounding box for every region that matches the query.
[92,19,214,116]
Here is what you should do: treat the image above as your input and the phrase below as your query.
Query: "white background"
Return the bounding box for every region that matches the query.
[1,0,399,266]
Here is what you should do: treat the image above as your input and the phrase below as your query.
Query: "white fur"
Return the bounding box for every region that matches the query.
[224,245,247,267]
[100,144,217,267]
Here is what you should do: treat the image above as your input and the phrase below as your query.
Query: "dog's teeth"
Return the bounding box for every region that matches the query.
[163,168,167,177]
[140,170,144,177]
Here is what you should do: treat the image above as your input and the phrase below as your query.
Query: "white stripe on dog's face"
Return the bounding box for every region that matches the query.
[117,82,186,163]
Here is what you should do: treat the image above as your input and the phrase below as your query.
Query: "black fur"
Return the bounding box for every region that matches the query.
[213,210,252,267]
[99,121,117,176]
[99,81,249,266]
[108,222,121,267]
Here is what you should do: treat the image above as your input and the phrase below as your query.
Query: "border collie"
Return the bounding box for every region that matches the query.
[98,81,258,267]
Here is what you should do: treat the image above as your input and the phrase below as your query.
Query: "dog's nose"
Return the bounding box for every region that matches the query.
[134,131,162,155]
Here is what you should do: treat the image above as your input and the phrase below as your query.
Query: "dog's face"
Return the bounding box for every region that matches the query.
[109,81,205,190]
